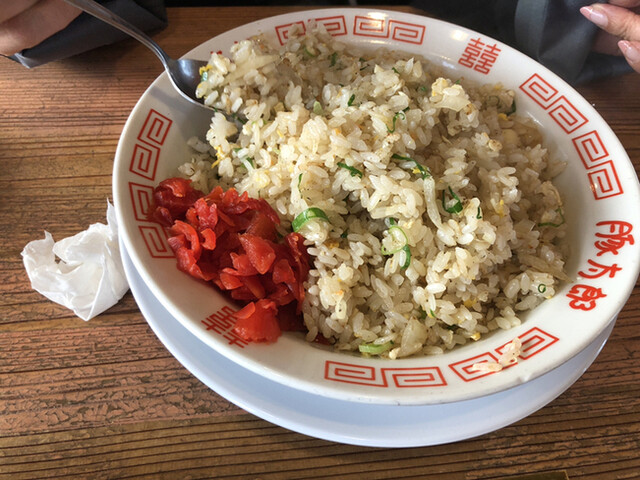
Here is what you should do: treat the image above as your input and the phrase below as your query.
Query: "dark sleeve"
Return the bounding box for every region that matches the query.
[9,0,167,68]
[410,0,633,85]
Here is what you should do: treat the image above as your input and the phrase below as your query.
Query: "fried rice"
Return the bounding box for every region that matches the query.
[177,23,568,358]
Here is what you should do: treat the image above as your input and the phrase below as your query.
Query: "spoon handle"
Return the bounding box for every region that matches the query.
[63,0,171,69]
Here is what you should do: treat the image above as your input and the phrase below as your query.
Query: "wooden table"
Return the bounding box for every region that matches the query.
[1,6,639,479]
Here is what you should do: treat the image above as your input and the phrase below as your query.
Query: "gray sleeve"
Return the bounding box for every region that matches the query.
[410,0,632,84]
[512,0,632,84]
[9,0,167,68]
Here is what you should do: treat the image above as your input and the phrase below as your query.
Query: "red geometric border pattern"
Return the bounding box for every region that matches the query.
[389,20,425,45]
[129,109,172,182]
[588,161,624,199]
[325,361,387,387]
[449,327,559,382]
[449,352,500,382]
[547,96,588,134]
[353,15,387,38]
[495,327,558,360]
[138,224,172,258]
[274,16,348,45]
[129,109,176,258]
[129,143,159,180]
[520,74,589,132]
[520,74,593,133]
[275,21,306,45]
[571,130,624,200]
[315,15,347,36]
[137,109,173,148]
[572,130,609,168]
[383,367,447,388]
[520,74,624,200]
[519,74,559,109]
[273,15,425,46]
[129,182,155,222]
[323,362,448,388]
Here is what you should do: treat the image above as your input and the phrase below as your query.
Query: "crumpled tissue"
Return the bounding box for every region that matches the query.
[21,201,129,320]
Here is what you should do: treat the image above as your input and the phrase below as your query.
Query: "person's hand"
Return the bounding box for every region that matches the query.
[0,0,81,56]
[580,0,640,74]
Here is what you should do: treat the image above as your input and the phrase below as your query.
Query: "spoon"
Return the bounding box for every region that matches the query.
[63,0,233,121]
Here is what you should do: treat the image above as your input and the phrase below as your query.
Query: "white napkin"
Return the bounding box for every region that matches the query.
[21,201,129,320]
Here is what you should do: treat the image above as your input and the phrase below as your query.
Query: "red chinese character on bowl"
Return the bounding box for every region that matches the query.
[566,284,607,311]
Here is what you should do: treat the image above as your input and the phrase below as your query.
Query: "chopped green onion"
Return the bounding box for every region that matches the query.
[313,101,323,115]
[418,308,427,319]
[392,67,400,74]
[508,99,517,115]
[391,153,430,179]
[454,79,461,85]
[418,85,428,93]
[442,186,463,214]
[429,309,436,318]
[200,70,209,82]
[340,230,349,239]
[347,94,356,107]
[400,244,412,270]
[358,341,393,355]
[230,112,247,125]
[387,111,406,133]
[297,173,303,190]
[381,224,409,255]
[476,206,483,219]
[337,162,363,178]
[330,52,338,67]
[303,45,317,57]
[538,208,565,227]
[239,157,254,170]
[292,207,330,232]
[537,284,547,294]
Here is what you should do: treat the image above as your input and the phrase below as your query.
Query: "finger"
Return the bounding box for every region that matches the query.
[607,0,640,9]
[0,0,81,56]
[580,4,640,42]
[619,39,640,72]
[0,0,40,24]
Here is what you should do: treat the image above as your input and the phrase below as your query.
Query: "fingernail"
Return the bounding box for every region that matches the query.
[580,5,609,28]
[619,41,640,63]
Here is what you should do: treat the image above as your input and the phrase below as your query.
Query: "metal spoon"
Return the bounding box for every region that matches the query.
[63,0,222,117]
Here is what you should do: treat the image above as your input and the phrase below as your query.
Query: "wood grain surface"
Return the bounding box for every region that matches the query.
[1,6,639,479]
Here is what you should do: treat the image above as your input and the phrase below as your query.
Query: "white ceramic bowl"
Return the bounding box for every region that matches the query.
[113,9,640,405]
